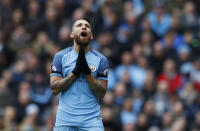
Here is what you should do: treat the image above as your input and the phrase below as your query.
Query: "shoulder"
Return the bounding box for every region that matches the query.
[91,49,109,68]
[54,47,73,58]
[91,49,108,61]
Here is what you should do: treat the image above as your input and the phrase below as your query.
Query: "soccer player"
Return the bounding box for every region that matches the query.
[50,18,109,131]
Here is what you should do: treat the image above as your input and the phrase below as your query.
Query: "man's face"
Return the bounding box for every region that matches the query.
[71,19,93,45]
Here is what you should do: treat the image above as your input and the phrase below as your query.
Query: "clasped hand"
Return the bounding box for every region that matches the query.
[72,46,91,76]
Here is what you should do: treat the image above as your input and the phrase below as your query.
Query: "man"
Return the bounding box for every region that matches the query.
[50,18,109,131]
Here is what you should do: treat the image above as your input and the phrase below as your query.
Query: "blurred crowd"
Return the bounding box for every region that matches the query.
[0,0,200,130]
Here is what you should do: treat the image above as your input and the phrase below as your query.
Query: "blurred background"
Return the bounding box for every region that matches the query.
[0,0,200,130]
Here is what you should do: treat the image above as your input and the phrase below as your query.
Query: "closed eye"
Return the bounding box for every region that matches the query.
[85,24,91,28]
[77,23,82,27]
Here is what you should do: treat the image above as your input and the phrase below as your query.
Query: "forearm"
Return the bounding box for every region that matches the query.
[51,73,77,95]
[86,74,107,99]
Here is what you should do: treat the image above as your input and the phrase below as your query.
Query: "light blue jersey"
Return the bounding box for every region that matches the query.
[50,47,109,128]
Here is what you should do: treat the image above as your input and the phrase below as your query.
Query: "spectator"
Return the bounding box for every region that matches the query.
[177,44,191,66]
[131,0,144,17]
[123,123,136,131]
[160,30,178,60]
[131,89,143,114]
[25,0,42,35]
[171,116,187,131]
[120,98,137,126]
[14,81,31,124]
[140,31,154,57]
[149,41,165,75]
[0,113,4,130]
[116,24,132,45]
[136,113,149,131]
[113,82,127,106]
[38,5,61,42]
[161,112,173,131]
[191,57,200,92]
[179,82,197,106]
[10,60,26,89]
[53,0,67,19]
[100,3,119,33]
[179,62,194,86]
[3,106,17,131]
[8,26,30,54]
[157,59,182,94]
[57,26,72,48]
[116,50,147,89]
[0,78,14,109]
[187,95,200,122]
[191,111,200,130]
[11,8,24,28]
[161,29,186,53]
[95,31,118,66]
[102,106,120,131]
[40,115,54,131]
[0,30,7,74]
[103,91,120,120]
[0,0,13,25]
[142,69,156,100]
[180,1,199,33]
[131,43,142,62]
[171,101,185,120]
[146,0,171,37]
[32,31,55,61]
[29,72,52,109]
[153,80,169,116]
[19,104,40,130]
[143,100,160,126]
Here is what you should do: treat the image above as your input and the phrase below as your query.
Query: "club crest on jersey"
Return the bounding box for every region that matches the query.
[89,65,96,72]
[51,65,57,71]
[104,68,109,75]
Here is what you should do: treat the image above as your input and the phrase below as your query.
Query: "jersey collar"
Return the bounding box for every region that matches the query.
[72,46,91,57]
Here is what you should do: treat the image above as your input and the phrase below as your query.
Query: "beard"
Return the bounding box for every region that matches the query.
[74,34,91,46]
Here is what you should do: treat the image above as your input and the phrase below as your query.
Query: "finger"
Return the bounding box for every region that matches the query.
[77,48,84,60]
[79,45,85,52]
[79,48,85,59]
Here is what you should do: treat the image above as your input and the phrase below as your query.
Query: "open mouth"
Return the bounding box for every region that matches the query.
[80,32,88,37]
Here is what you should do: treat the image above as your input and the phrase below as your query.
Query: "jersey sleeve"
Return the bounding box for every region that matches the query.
[97,57,109,80]
[50,52,63,77]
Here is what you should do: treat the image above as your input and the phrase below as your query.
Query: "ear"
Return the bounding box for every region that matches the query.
[91,33,93,40]
[70,32,74,39]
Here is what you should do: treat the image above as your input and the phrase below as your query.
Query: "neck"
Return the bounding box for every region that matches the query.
[73,40,90,53]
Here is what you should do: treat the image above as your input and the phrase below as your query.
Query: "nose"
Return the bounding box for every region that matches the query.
[82,26,86,30]
[81,24,87,30]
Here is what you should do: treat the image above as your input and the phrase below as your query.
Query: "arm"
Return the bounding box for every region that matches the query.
[50,46,85,95]
[78,46,109,99]
[86,74,107,100]
[50,73,77,95]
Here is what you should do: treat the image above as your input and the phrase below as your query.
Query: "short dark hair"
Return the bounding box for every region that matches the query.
[82,17,91,25]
